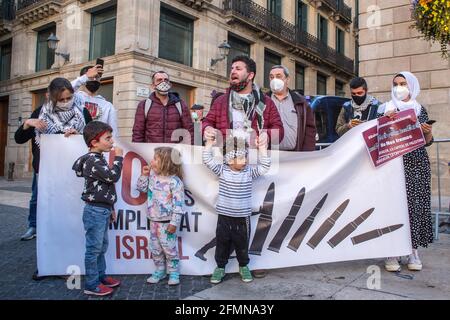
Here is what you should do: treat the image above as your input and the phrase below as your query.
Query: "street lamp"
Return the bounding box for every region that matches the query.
[210,40,231,70]
[47,33,70,63]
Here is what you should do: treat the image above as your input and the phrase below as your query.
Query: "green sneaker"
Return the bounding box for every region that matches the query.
[239,266,253,283]
[210,267,225,284]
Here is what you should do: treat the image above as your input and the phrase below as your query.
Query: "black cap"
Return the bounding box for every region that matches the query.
[191,104,204,110]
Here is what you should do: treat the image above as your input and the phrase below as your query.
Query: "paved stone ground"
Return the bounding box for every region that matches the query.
[0,203,213,300]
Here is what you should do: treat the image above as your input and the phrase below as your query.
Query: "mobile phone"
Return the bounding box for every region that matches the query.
[426,120,436,125]
[96,58,104,67]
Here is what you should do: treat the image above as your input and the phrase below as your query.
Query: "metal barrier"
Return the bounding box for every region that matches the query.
[315,139,450,239]
[316,143,332,150]
[432,138,450,240]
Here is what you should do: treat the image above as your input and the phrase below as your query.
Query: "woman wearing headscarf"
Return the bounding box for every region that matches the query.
[15,77,92,241]
[379,71,434,272]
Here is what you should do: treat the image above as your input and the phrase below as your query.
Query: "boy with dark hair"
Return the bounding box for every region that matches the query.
[335,76,381,137]
[72,120,123,296]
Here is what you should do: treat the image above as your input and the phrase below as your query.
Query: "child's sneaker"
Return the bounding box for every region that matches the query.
[239,266,253,283]
[146,270,166,284]
[101,276,121,288]
[84,283,114,296]
[168,272,180,285]
[210,267,225,284]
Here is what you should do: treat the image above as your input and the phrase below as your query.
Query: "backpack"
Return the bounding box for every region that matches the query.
[144,98,183,120]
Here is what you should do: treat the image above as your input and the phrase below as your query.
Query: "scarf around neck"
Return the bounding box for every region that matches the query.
[35,101,86,147]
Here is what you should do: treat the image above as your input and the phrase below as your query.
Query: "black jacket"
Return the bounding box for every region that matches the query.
[14,106,92,173]
[72,153,123,209]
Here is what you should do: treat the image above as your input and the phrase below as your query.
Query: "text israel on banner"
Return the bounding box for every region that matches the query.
[363,109,425,167]
[36,124,412,276]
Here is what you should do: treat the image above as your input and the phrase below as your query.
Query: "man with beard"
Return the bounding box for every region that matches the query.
[335,77,381,137]
[132,70,194,144]
[71,65,119,135]
[203,55,284,147]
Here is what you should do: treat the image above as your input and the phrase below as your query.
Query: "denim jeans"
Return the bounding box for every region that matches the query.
[28,173,38,228]
[82,204,111,290]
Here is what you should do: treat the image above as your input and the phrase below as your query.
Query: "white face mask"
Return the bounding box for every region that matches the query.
[270,78,285,93]
[393,85,410,101]
[55,99,73,111]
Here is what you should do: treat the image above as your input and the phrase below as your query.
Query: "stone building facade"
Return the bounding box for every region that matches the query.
[0,0,356,178]
[358,0,450,200]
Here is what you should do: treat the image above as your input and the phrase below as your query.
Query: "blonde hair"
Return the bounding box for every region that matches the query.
[153,147,183,180]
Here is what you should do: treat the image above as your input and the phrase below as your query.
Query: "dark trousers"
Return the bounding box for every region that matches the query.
[215,214,250,268]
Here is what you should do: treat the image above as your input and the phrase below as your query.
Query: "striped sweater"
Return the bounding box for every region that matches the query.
[202,148,271,217]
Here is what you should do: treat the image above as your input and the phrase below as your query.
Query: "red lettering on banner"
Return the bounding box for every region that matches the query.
[121,151,147,206]
[178,237,189,260]
[136,236,149,259]
[122,235,135,259]
[115,235,189,260]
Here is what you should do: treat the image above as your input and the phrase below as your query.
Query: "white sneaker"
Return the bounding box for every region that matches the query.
[20,227,36,241]
[407,250,422,271]
[385,257,401,272]
[146,270,166,284]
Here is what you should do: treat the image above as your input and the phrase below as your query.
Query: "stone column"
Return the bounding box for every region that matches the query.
[115,0,160,57]
[304,66,317,96]
[251,42,265,88]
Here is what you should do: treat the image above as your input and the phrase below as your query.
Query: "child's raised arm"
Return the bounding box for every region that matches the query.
[136,165,151,192]
[203,137,223,177]
[250,132,270,179]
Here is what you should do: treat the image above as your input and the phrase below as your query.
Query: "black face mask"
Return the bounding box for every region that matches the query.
[352,94,367,106]
[86,81,101,93]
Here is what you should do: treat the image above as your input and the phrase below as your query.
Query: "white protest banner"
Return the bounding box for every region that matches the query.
[37,121,411,276]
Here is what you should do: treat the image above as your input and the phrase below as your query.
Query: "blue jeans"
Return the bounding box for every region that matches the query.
[28,173,38,228]
[82,204,111,290]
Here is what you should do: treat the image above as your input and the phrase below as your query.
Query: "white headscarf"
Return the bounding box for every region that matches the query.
[381,71,422,116]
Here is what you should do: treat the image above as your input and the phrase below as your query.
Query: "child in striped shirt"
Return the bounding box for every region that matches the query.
[203,130,271,284]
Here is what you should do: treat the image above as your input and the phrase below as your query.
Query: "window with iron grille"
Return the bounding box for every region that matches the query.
[89,6,117,60]
[317,14,328,44]
[267,0,282,17]
[336,27,345,55]
[264,50,281,89]
[295,64,305,94]
[36,25,56,72]
[335,80,345,97]
[0,41,12,81]
[159,6,193,67]
[296,0,307,32]
[227,34,251,76]
[317,73,327,95]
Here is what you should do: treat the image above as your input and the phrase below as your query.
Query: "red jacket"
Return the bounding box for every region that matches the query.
[202,89,284,146]
[132,92,194,144]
